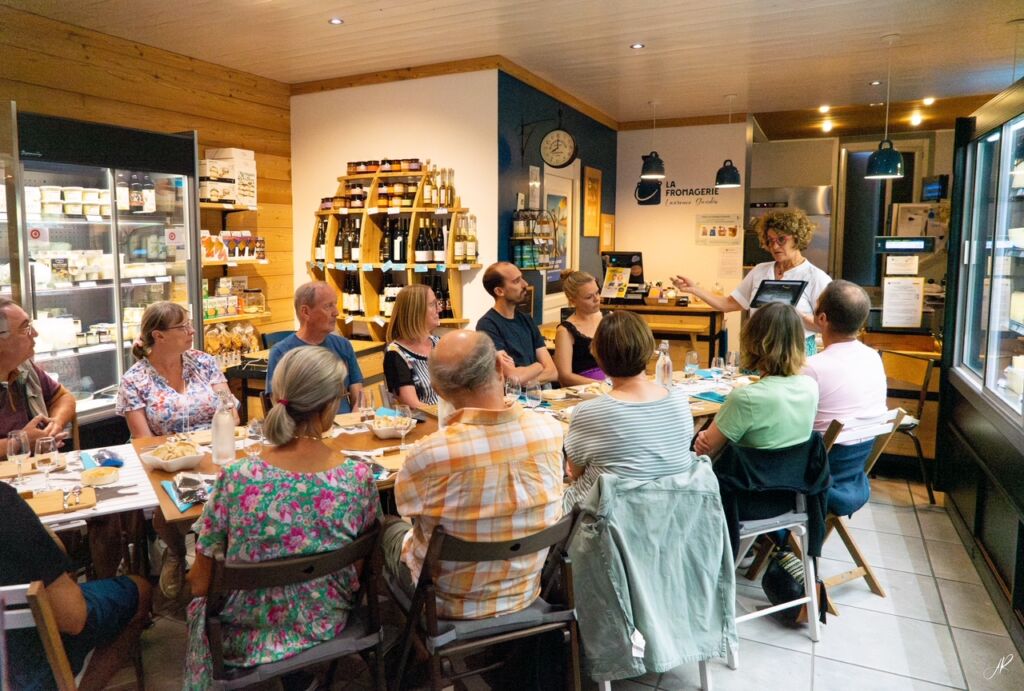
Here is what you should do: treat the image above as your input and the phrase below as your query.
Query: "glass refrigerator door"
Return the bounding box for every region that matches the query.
[20,162,120,418]
[985,113,1024,413]
[114,170,193,372]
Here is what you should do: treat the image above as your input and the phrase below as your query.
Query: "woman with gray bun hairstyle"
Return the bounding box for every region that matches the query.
[183,345,381,688]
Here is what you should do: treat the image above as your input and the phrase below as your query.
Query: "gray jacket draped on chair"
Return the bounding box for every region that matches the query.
[569,460,738,681]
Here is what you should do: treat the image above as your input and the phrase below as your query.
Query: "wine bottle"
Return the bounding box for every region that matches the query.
[340,272,350,313]
[116,172,130,211]
[142,174,156,213]
[392,219,404,263]
[333,218,345,263]
[430,165,440,206]
[129,173,144,213]
[453,217,466,263]
[447,169,456,207]
[341,219,352,262]
[380,272,391,316]
[465,214,477,262]
[379,220,392,262]
[351,218,361,262]
[355,273,365,315]
[439,169,448,207]
[383,273,398,318]
[314,218,325,261]
[423,168,434,207]
[415,219,431,263]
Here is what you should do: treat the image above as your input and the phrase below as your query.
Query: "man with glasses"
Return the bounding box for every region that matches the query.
[266,281,364,412]
[0,298,74,456]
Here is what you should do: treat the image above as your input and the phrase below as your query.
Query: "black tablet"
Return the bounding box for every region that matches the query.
[750,279,808,307]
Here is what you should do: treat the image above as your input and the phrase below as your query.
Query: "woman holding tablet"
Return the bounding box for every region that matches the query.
[672,208,832,354]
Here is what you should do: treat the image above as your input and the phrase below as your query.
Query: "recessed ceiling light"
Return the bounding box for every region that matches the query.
[922,97,935,106]
[870,102,884,107]
[870,80,882,86]
[630,43,645,49]
[819,105,830,113]
[328,17,344,25]
[910,112,923,126]
[822,119,834,133]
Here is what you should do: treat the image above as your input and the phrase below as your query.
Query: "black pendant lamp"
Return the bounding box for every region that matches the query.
[640,101,665,180]
[866,35,904,180]
[715,95,742,188]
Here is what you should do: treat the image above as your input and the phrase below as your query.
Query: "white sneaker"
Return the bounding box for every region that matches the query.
[738,548,756,570]
[159,549,185,599]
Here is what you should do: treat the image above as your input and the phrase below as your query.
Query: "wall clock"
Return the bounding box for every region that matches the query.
[540,128,577,168]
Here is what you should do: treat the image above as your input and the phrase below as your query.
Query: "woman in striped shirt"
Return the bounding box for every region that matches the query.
[563,310,696,510]
[384,284,441,409]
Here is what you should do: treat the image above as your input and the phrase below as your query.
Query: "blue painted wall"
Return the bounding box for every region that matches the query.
[497,72,617,315]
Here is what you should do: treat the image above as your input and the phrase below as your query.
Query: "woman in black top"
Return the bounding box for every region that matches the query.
[554,269,606,386]
[384,284,441,409]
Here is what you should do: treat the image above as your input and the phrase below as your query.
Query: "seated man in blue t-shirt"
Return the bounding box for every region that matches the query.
[267,281,364,413]
[475,262,557,384]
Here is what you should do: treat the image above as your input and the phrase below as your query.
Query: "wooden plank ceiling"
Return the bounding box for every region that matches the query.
[3,0,1022,134]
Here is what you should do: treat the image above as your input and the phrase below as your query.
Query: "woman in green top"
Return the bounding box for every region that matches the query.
[695,302,818,457]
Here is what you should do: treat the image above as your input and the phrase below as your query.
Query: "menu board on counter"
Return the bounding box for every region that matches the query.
[882,277,924,328]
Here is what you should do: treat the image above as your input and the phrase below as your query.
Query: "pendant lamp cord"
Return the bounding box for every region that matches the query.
[650,101,657,150]
[883,45,893,140]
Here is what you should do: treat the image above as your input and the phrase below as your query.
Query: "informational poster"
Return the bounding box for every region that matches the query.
[882,277,924,328]
[601,267,630,299]
[528,166,541,209]
[695,214,741,245]
[718,246,743,280]
[886,255,919,275]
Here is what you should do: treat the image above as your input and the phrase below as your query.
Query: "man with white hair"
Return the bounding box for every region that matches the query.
[266,281,363,412]
[0,298,74,454]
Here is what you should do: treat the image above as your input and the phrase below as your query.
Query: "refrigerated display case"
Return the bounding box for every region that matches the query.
[2,103,200,424]
[940,78,1024,637]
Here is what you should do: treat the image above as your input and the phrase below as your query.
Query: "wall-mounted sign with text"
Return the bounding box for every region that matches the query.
[695,214,741,245]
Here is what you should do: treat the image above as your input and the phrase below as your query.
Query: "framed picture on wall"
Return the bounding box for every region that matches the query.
[583,166,602,237]
[600,213,615,251]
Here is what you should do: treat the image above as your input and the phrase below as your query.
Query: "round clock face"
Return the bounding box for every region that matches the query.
[540,128,577,168]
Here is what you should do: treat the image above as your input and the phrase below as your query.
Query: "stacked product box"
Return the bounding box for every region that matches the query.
[199,158,236,204]
[206,148,257,208]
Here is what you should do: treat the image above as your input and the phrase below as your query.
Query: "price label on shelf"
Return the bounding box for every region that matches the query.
[381,261,393,271]
[387,207,400,216]
[326,263,335,269]
[362,263,373,272]
[338,208,349,215]
[414,265,428,273]
[437,264,447,272]
[373,316,387,327]
[131,278,147,285]
[435,208,448,215]
[392,263,406,270]
[80,281,97,288]
[366,207,379,215]
[344,316,354,325]
[54,282,73,290]
[156,276,171,283]
[458,264,471,271]
[85,215,103,223]
[346,263,359,272]
[227,261,238,267]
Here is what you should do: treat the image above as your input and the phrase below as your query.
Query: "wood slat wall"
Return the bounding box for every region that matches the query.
[0,5,295,337]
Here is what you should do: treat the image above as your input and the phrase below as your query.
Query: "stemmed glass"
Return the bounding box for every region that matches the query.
[684,350,700,376]
[711,356,726,384]
[523,381,543,410]
[394,404,415,450]
[34,437,57,491]
[6,431,30,486]
[245,419,265,461]
[504,377,521,406]
[354,391,375,427]
[725,352,740,379]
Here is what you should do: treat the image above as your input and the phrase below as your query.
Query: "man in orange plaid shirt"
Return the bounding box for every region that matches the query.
[382,330,565,620]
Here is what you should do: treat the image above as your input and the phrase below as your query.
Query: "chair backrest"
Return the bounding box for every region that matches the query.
[259,390,273,417]
[261,329,295,350]
[878,350,937,419]
[826,408,906,475]
[205,523,381,679]
[1,582,76,690]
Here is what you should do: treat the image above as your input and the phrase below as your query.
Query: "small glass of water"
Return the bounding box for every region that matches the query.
[245,419,265,461]
[684,350,700,376]
[6,431,30,486]
[393,404,415,450]
[34,437,58,491]
[523,381,543,410]
[711,356,726,384]
[504,377,521,407]
[725,351,740,379]
[355,391,375,427]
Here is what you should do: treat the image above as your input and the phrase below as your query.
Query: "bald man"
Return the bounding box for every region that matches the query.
[382,331,564,620]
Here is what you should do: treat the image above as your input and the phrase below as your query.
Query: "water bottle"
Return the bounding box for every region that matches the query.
[655,340,673,387]
[211,391,236,465]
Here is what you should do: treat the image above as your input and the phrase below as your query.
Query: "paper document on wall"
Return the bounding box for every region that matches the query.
[718,246,743,279]
[601,267,630,299]
[882,277,924,328]
[886,255,919,275]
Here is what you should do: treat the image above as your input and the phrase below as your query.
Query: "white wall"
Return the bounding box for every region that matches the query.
[290,71,499,325]
[616,123,748,350]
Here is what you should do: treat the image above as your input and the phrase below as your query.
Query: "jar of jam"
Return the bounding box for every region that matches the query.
[392,181,406,195]
[355,161,368,173]
[347,161,358,175]
[332,195,346,209]
[350,194,364,209]
[401,194,414,208]
[319,197,334,211]
[389,195,402,208]
[407,159,422,171]
[378,183,390,195]
[365,160,380,173]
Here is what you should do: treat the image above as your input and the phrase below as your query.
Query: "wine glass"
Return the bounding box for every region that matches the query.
[711,356,726,384]
[684,350,700,376]
[34,437,57,491]
[725,351,740,379]
[394,404,415,450]
[6,430,30,486]
[504,377,521,406]
[523,381,543,410]
[245,419,265,461]
[354,391,375,427]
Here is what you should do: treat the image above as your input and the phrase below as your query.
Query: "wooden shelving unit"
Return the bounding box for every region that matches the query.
[204,311,272,325]
[309,167,480,341]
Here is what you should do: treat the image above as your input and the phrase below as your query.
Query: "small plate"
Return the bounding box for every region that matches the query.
[81,466,119,486]
[139,453,205,473]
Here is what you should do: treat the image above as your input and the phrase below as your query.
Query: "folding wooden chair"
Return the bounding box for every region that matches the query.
[878,349,938,503]
[387,513,581,691]
[204,524,385,690]
[1,582,77,690]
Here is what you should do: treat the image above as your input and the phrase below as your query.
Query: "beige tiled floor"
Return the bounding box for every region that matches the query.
[104,477,1023,691]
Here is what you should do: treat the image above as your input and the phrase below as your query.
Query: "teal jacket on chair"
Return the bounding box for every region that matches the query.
[569,460,738,682]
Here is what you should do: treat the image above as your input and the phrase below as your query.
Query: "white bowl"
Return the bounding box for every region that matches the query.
[370,426,405,440]
[139,453,205,472]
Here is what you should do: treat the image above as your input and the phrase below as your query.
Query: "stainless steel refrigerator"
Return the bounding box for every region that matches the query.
[745,186,833,273]
[1,103,201,424]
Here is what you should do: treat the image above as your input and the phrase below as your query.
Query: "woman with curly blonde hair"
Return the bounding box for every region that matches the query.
[671,208,832,354]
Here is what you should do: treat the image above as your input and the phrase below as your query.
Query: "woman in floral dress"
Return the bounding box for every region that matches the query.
[183,346,381,689]
[116,301,239,597]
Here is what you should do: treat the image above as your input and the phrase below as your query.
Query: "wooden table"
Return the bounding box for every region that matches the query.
[136,416,440,524]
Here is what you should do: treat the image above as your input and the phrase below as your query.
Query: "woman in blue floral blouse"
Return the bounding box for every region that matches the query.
[183,346,381,689]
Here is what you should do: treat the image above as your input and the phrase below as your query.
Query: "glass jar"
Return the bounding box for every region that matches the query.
[407,159,422,171]
[402,194,414,208]
[243,289,265,314]
[355,161,368,173]
[332,195,346,209]
[347,161,359,175]
[319,197,334,211]
[392,181,405,195]
[365,160,380,173]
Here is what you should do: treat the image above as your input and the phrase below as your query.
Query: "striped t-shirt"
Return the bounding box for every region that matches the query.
[562,386,695,510]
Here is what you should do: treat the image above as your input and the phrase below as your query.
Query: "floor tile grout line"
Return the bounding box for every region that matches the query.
[809,653,966,690]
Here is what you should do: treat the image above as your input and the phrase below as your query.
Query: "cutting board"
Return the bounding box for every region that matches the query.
[0,460,40,479]
[21,488,98,516]
[187,427,246,445]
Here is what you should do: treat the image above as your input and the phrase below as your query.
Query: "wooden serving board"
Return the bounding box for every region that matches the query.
[21,488,98,516]
[0,460,40,479]
[187,427,246,445]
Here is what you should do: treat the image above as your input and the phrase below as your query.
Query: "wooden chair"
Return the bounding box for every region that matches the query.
[878,349,938,503]
[387,513,581,691]
[259,390,273,417]
[204,524,385,690]
[260,329,294,350]
[375,381,393,409]
[1,582,76,690]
